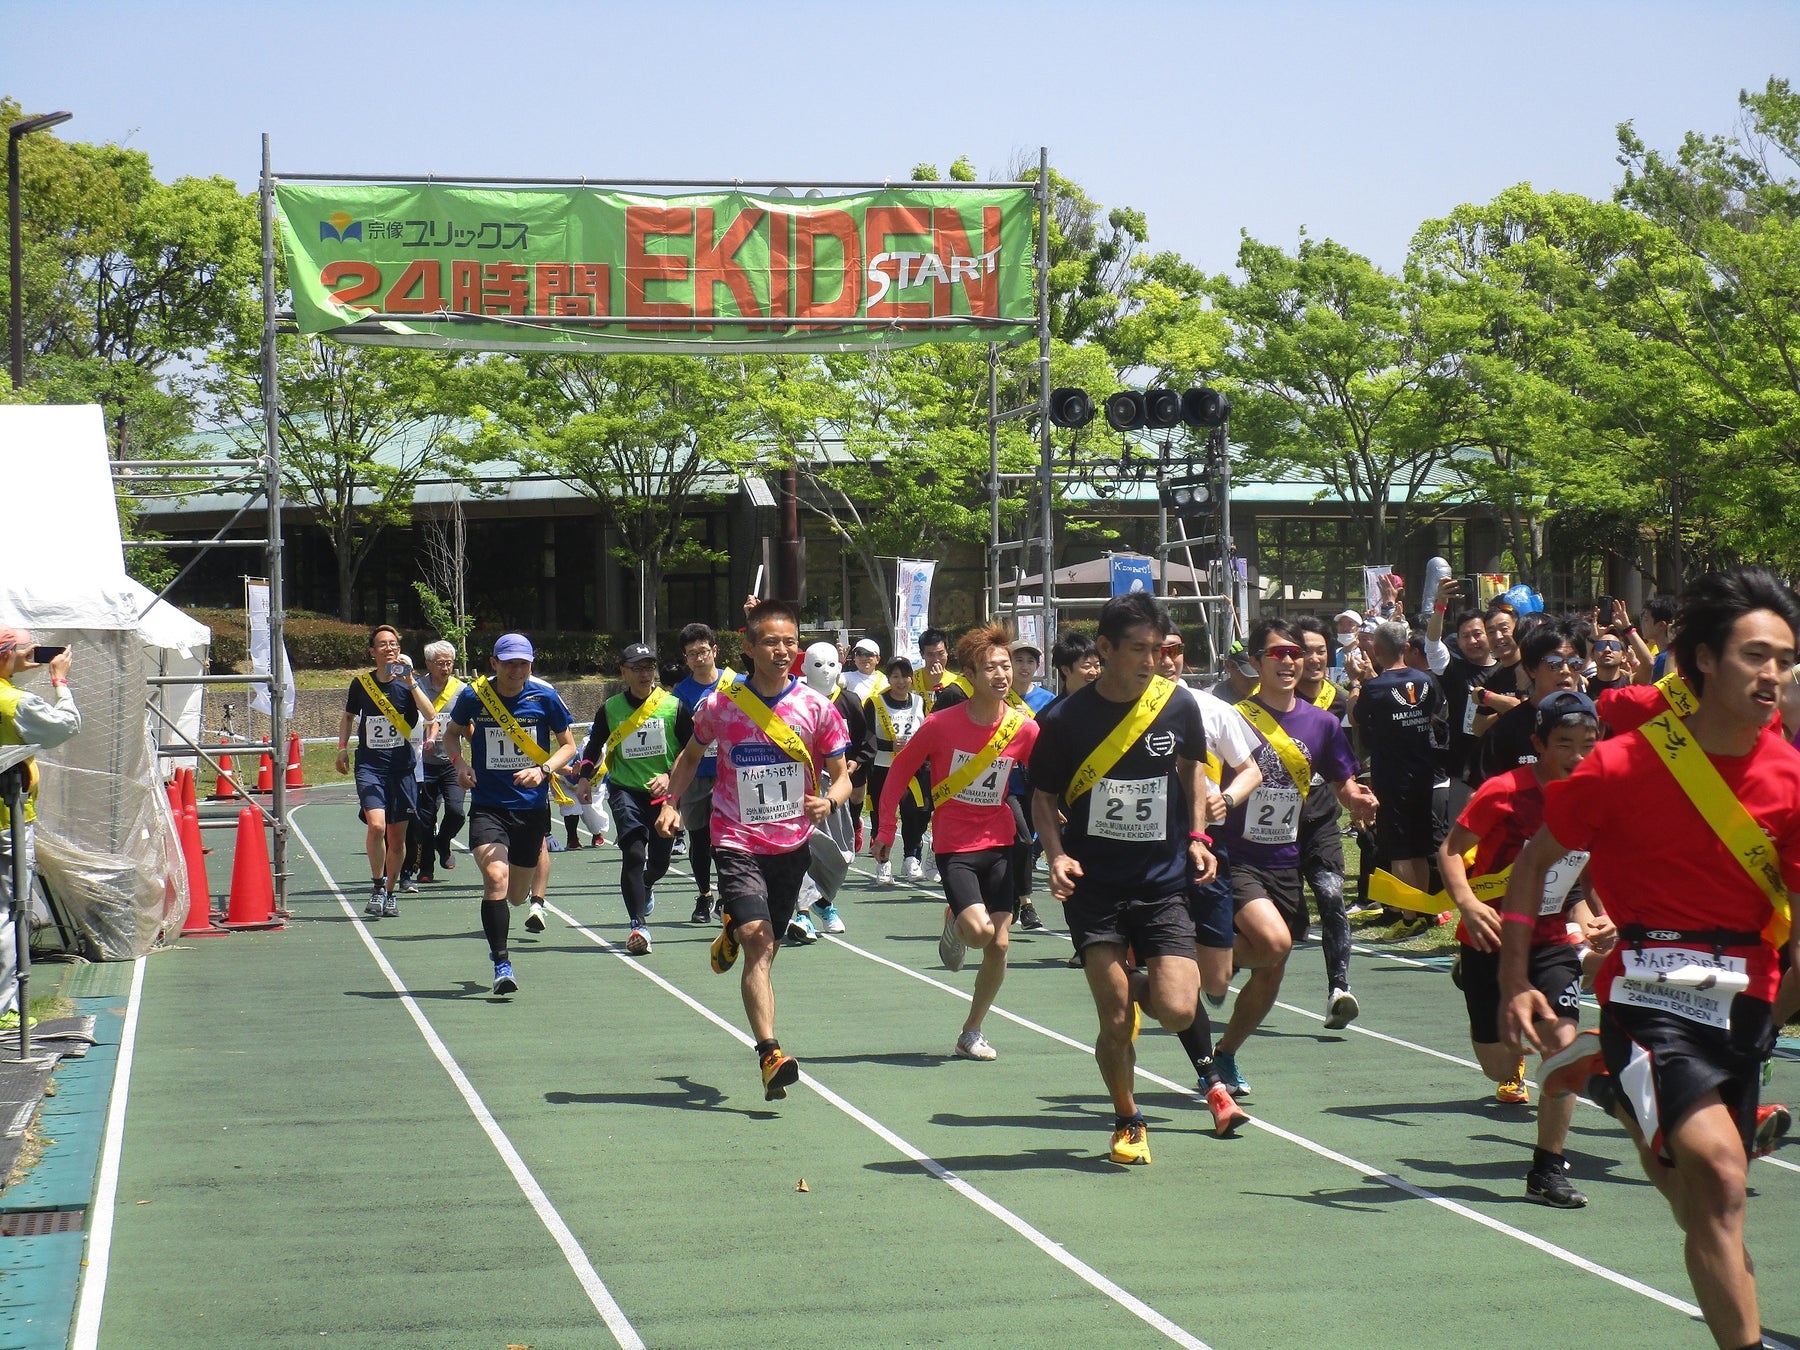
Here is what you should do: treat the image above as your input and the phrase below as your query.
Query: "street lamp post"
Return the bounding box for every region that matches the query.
[8,110,73,389]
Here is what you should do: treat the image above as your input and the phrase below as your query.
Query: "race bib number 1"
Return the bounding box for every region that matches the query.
[1244,784,1301,845]
[948,750,1013,808]
[1089,775,1167,842]
[739,761,806,824]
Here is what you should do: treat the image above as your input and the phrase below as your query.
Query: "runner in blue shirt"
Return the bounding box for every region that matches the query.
[443,633,575,997]
[672,622,730,923]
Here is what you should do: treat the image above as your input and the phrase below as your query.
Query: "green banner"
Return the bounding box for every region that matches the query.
[275,183,1038,354]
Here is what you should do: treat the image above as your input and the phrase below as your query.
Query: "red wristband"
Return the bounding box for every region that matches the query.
[1434,603,1448,614]
[1189,831,1212,844]
[1499,910,1535,927]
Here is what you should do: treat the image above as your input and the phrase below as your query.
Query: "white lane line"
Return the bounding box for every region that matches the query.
[814,927,1713,1326]
[543,901,1212,1350]
[68,955,147,1350]
[290,813,644,1350]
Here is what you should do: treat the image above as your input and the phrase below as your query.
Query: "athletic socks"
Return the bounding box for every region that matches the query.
[481,899,511,959]
[754,1038,780,1060]
[1531,1147,1566,1174]
[1178,1017,1218,1084]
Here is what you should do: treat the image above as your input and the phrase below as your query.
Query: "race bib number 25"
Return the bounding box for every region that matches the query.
[1089,775,1167,842]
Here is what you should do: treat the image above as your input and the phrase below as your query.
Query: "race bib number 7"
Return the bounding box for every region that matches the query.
[621,718,668,761]
[1089,775,1166,842]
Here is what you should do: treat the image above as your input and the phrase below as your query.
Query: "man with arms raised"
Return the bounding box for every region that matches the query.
[657,601,850,1102]
[1030,593,1215,1164]
[1504,569,1800,1350]
[443,634,576,996]
[875,622,1040,1060]
[1211,618,1377,1096]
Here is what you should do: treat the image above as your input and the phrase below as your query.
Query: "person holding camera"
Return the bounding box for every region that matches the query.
[0,629,81,1027]
[336,625,438,919]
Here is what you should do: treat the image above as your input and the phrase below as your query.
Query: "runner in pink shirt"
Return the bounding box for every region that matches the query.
[659,600,850,1102]
[876,621,1040,1061]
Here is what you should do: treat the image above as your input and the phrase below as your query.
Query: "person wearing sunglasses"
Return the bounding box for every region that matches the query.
[1587,632,1632,695]
[1208,619,1377,1099]
[1473,621,1589,788]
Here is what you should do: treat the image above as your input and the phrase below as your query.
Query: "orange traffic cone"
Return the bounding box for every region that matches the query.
[178,767,210,853]
[255,754,274,793]
[285,730,306,789]
[222,806,281,930]
[211,738,240,800]
[179,794,221,934]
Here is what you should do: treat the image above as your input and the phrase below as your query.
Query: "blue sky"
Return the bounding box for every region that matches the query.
[7,1,1794,274]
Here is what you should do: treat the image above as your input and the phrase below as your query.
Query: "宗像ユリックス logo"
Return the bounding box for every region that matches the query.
[319,212,363,242]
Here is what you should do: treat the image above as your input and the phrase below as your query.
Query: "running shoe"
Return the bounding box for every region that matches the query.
[923,854,939,884]
[644,888,655,917]
[1324,988,1360,1030]
[761,1048,799,1101]
[690,895,713,925]
[591,833,606,848]
[438,844,456,872]
[1537,1030,1603,1099]
[1066,950,1084,969]
[938,907,966,972]
[811,901,846,934]
[1206,1082,1249,1138]
[625,924,651,955]
[364,884,384,917]
[904,856,923,882]
[1109,1118,1152,1165]
[710,916,740,974]
[491,960,518,996]
[954,1028,997,1061]
[1754,1103,1792,1159]
[381,891,399,918]
[1384,914,1433,940]
[875,861,894,886]
[1215,1051,1250,1097]
[786,910,818,944]
[546,834,566,853]
[1345,900,1384,922]
[1525,1165,1588,1209]
[672,834,689,857]
[853,821,865,854]
[563,831,583,850]
[1496,1060,1532,1105]
[1017,901,1044,931]
[398,873,420,894]
[524,900,547,934]
[417,871,436,885]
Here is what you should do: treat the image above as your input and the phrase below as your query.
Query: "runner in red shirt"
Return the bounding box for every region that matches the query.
[1500,568,1800,1350]
[1439,690,1611,1208]
[875,621,1041,1061]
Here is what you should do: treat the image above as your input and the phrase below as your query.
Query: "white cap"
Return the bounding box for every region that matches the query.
[853,638,880,656]
[1333,610,1362,627]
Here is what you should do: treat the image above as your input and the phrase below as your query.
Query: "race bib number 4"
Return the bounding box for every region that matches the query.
[1538,850,1590,916]
[1244,784,1301,846]
[1611,947,1749,1030]
[739,761,806,824]
[620,718,668,761]
[484,725,533,773]
[364,713,406,749]
[1089,775,1167,842]
[948,750,1013,808]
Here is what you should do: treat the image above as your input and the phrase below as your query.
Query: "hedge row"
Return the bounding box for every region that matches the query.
[188,608,747,674]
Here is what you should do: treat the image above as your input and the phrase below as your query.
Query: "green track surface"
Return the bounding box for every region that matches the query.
[88,790,1800,1349]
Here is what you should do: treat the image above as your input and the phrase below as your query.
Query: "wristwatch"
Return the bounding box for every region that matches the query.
[1220,789,1236,811]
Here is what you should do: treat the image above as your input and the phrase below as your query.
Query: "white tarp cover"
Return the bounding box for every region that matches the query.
[0,405,198,957]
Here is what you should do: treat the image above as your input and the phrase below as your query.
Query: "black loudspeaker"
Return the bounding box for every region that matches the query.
[1104,391,1147,431]
[1047,387,1095,428]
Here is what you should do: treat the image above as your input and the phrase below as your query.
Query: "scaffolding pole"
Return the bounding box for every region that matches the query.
[261,132,290,910]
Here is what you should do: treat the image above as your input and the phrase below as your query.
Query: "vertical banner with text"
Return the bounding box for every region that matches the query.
[246,580,296,720]
[893,560,936,664]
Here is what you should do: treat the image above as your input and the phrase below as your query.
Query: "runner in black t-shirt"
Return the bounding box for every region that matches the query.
[1353,621,1448,898]
[1425,584,1505,816]
[1030,592,1214,1166]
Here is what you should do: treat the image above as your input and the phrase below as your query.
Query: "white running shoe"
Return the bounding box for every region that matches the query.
[876,861,894,886]
[904,856,923,883]
[923,855,939,884]
[938,907,967,972]
[954,1028,997,1061]
[524,900,547,934]
[1324,988,1359,1030]
[811,901,846,934]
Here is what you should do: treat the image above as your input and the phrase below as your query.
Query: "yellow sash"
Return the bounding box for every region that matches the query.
[430,676,465,715]
[472,675,555,769]
[927,672,972,709]
[1066,676,1177,803]
[1004,688,1037,718]
[1370,866,1507,915]
[720,676,817,789]
[0,680,39,829]
[1639,710,1791,948]
[1310,682,1336,710]
[1236,699,1314,800]
[357,671,416,743]
[930,709,1026,808]
[1656,670,1699,717]
[596,688,672,777]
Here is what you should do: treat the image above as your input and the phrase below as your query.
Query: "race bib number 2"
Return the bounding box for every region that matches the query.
[739,761,806,824]
[1089,775,1166,842]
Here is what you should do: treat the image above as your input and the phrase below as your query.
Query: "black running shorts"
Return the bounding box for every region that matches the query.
[1063,882,1196,961]
[1230,862,1307,943]
[1600,998,1773,1164]
[1459,942,1580,1045]
[468,802,550,868]
[714,844,811,935]
[940,848,1014,918]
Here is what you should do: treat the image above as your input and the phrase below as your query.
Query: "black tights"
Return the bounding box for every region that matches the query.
[689,817,714,895]
[620,828,674,924]
[482,900,510,962]
[1305,861,1351,993]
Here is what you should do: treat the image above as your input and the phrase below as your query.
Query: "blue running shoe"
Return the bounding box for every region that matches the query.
[1215,1051,1250,1097]
[811,901,845,934]
[492,960,518,996]
[644,888,655,917]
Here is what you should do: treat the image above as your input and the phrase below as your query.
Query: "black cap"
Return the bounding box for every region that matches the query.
[621,642,657,666]
[1533,689,1597,739]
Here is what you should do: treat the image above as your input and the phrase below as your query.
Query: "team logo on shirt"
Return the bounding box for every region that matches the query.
[733,743,789,767]
[1145,731,1176,758]
[1392,684,1418,706]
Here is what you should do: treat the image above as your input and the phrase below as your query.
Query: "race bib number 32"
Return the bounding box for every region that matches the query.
[1089,775,1167,842]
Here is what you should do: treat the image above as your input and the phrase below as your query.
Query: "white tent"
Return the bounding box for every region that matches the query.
[0,405,203,957]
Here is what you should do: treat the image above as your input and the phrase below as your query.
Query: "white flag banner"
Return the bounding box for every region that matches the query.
[246,579,296,718]
[894,559,936,664]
